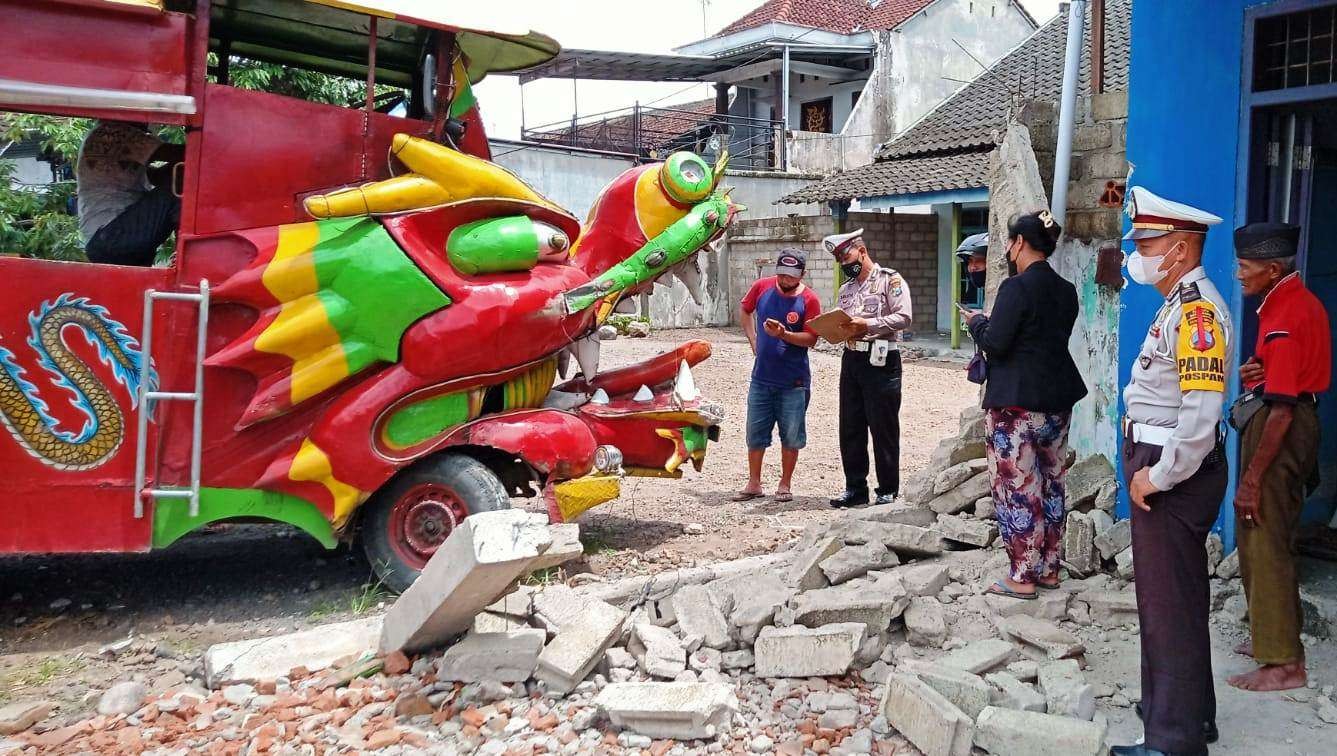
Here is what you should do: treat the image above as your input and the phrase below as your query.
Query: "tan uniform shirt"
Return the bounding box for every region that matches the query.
[836,264,913,341]
[1123,266,1233,491]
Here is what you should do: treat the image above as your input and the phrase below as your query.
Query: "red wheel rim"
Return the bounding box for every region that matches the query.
[388,483,469,570]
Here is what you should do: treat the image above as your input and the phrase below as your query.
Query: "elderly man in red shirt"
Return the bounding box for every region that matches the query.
[1229,222,1332,693]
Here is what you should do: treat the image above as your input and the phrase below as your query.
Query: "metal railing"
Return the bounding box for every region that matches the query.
[523,104,786,171]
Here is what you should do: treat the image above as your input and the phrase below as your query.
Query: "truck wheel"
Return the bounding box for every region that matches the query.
[361,453,511,593]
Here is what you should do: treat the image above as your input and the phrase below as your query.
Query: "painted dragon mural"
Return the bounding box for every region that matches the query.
[0,294,155,471]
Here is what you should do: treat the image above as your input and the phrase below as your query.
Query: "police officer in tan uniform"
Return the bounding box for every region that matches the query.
[1113,187,1232,756]
[823,229,913,508]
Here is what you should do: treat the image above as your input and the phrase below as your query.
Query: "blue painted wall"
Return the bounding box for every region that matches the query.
[1121,0,1270,551]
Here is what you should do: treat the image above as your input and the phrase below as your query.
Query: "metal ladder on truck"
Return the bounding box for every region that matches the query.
[133,280,210,518]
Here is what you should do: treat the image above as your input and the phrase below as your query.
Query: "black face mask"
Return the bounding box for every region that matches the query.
[1006,242,1020,277]
[841,261,863,279]
[969,270,986,288]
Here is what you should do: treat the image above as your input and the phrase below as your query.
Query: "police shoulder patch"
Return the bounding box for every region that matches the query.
[1176,298,1226,392]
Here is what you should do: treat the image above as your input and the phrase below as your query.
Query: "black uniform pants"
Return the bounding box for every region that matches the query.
[838,348,902,496]
[1123,439,1227,756]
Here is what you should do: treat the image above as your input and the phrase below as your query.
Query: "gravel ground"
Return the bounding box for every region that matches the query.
[0,326,974,716]
[567,327,976,579]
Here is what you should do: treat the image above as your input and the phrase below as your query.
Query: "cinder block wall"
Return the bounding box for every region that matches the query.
[723,212,939,334]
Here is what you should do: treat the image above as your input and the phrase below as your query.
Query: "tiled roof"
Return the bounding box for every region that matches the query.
[780,149,991,203]
[717,0,935,36]
[529,98,718,152]
[779,0,1131,203]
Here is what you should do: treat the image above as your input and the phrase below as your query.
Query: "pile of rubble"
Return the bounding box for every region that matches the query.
[4,408,1318,755]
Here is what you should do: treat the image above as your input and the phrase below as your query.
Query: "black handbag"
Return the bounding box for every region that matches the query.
[1228,389,1266,431]
[966,347,987,384]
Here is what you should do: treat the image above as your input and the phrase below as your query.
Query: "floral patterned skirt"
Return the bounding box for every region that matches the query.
[985,407,1073,585]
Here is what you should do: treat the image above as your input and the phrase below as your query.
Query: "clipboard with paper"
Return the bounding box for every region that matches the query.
[807,309,855,343]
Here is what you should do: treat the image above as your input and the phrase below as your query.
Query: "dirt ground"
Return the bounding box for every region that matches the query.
[0,326,975,717]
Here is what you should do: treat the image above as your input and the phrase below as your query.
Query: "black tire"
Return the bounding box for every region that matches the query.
[360,453,510,593]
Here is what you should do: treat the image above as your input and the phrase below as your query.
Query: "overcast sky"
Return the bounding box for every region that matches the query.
[475,0,1065,140]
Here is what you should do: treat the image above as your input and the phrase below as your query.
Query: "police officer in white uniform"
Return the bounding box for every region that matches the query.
[1114,187,1233,756]
[823,229,913,508]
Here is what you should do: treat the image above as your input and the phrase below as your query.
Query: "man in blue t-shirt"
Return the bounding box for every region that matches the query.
[733,249,822,503]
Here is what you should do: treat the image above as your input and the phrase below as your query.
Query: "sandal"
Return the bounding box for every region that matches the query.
[774,491,794,503]
[985,580,1038,600]
[731,491,764,502]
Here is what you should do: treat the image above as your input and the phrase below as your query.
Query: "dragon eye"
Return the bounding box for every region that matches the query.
[659,152,713,204]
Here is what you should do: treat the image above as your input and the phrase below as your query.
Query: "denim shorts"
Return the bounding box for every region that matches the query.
[746,383,809,450]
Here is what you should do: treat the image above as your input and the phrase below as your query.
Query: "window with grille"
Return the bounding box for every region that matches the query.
[1254,4,1337,92]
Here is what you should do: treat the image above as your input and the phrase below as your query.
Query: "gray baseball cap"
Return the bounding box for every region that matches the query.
[775,249,806,277]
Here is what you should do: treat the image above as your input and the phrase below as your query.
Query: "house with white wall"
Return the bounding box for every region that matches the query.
[675,0,1038,173]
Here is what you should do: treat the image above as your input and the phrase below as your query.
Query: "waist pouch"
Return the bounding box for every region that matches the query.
[1229,391,1266,432]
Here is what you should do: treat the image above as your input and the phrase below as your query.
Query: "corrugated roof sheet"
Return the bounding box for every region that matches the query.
[779,0,1131,203]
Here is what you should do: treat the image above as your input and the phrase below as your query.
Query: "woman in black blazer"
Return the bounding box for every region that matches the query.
[964,211,1088,600]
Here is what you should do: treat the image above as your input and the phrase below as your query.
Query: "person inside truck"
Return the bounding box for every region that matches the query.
[77,120,185,266]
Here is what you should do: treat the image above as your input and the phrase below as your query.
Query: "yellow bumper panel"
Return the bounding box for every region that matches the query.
[553,475,622,521]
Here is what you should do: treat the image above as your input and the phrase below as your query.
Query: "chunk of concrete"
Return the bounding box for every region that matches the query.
[1093,519,1131,561]
[0,701,52,735]
[472,611,528,634]
[1114,547,1135,579]
[997,616,1085,660]
[832,521,943,558]
[935,515,998,548]
[592,682,738,740]
[787,536,844,591]
[671,585,732,650]
[1205,533,1224,575]
[880,674,974,756]
[754,623,865,678]
[974,496,996,519]
[845,503,938,528]
[986,590,1070,622]
[901,563,951,597]
[534,597,627,695]
[1064,455,1116,511]
[937,639,1016,675]
[905,597,949,648]
[928,472,992,515]
[1078,590,1139,626]
[820,542,900,585]
[529,523,585,572]
[901,661,992,720]
[1090,509,1114,535]
[984,672,1046,713]
[1061,511,1098,577]
[437,628,546,682]
[1216,549,1240,579]
[934,459,990,496]
[974,706,1107,755]
[1037,660,1096,720]
[628,623,688,679]
[206,616,381,688]
[380,510,554,654]
[532,584,587,633]
[794,584,909,635]
[725,575,796,645]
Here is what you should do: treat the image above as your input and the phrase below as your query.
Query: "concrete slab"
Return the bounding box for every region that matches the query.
[671,584,732,650]
[880,673,974,756]
[205,616,381,688]
[753,623,865,678]
[379,510,554,654]
[1037,659,1095,721]
[436,629,546,682]
[592,682,738,740]
[534,597,627,695]
[901,660,992,719]
[937,639,1016,675]
[974,706,1107,755]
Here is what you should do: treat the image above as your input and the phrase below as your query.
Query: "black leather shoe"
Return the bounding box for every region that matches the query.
[1135,703,1218,744]
[874,493,897,505]
[829,490,869,508]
